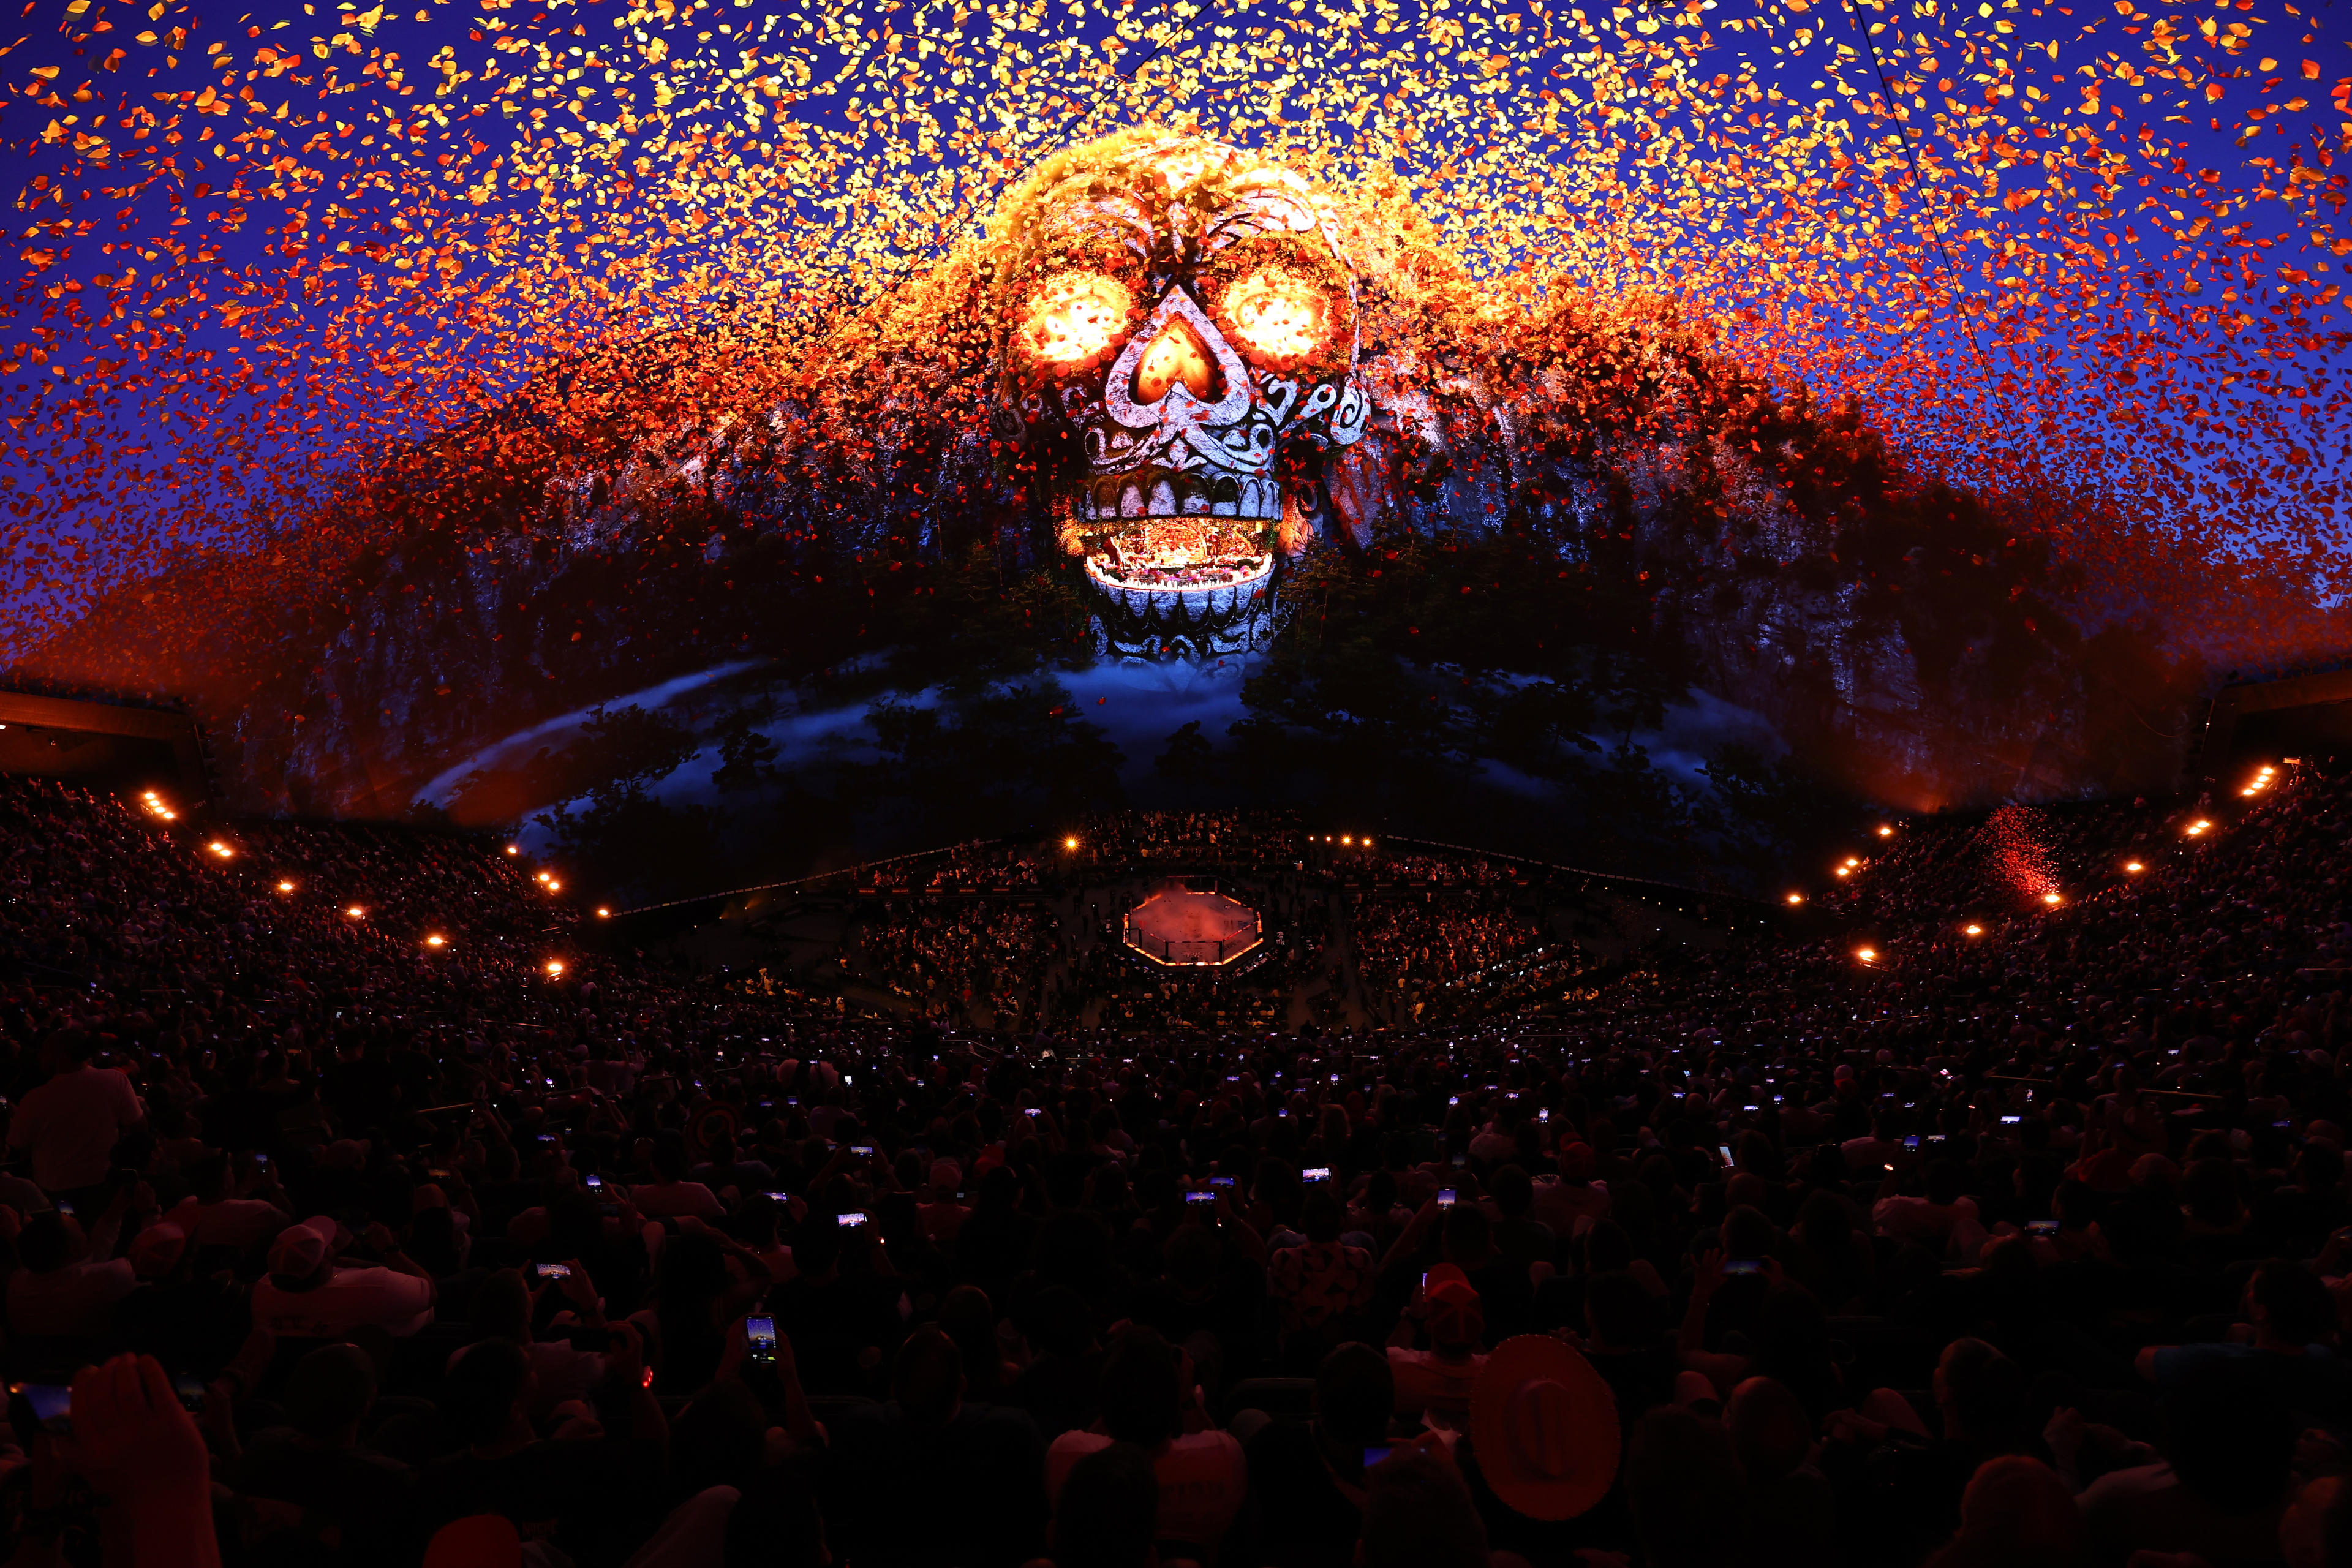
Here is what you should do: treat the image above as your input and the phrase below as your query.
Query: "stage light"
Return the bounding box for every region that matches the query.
[535,871,550,883]
[2185,820,2210,837]
[277,880,295,893]
[1964,924,1983,937]
[545,959,565,976]
[596,907,611,919]
[1833,866,1851,878]
[1785,892,1805,905]
[1341,835,1353,845]
[2041,892,2062,906]
[2125,861,2144,873]
[1877,825,1893,837]
[207,841,233,859]
[1856,947,1877,963]
[506,845,519,856]
[345,905,366,919]
[1064,836,1079,850]
[546,880,562,892]
[425,935,447,948]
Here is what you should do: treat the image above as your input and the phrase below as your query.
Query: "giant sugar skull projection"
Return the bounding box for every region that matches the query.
[989,137,1370,619]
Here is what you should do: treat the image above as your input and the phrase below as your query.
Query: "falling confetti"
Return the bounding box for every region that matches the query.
[0,0,2344,683]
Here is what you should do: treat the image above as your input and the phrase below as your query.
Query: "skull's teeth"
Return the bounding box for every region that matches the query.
[1082,473,1283,521]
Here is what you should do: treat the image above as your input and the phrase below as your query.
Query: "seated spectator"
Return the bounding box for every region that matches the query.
[182,1151,294,1260]
[116,1216,251,1376]
[1386,1264,1487,1417]
[230,1344,412,1568]
[1438,1204,1532,1344]
[468,1267,608,1419]
[2136,1259,2352,1426]
[1046,1325,1246,1555]
[919,1158,972,1245]
[1531,1141,1611,1235]
[831,1324,1049,1568]
[1240,1341,1392,1568]
[633,1141,725,1223]
[1486,1166,1556,1273]
[252,1216,436,1338]
[7,1027,146,1202]
[764,1220,891,1398]
[1623,1406,1747,1568]
[7,1199,140,1340]
[1038,1441,1160,1568]
[1923,1455,2081,1568]
[1266,1193,1373,1351]
[688,1129,775,1199]
[1726,1376,1836,1568]
[411,1335,665,1561]
[1011,1284,1104,1441]
[1357,1449,1490,1568]
[628,1381,768,1568]
[1585,1271,1677,1438]
[2079,1360,2298,1566]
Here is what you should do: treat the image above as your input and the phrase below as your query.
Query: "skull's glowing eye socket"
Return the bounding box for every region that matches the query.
[1017,272,1133,368]
[1220,268,1330,361]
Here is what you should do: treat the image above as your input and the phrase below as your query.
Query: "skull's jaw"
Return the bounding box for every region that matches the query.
[1077,486,1279,616]
[1081,551,1275,597]
[1069,456,1280,596]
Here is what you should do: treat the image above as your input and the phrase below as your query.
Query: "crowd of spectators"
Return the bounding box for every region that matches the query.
[1349,894,1564,1023]
[1,762,2351,1568]
[871,843,1046,894]
[1346,851,1521,889]
[854,900,1050,1026]
[1074,812,1309,868]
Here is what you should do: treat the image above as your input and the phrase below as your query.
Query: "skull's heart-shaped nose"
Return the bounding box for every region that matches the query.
[1132,317,1224,405]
